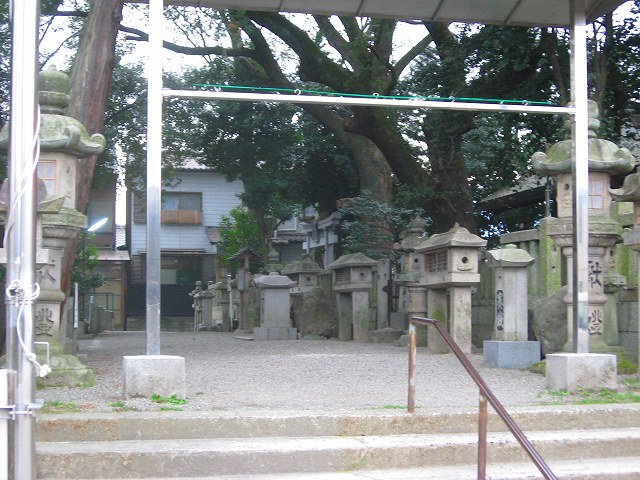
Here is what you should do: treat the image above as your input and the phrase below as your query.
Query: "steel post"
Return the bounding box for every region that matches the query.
[6,1,40,478]
[146,0,164,355]
[570,0,590,353]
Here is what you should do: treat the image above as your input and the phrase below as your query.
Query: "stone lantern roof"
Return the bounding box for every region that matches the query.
[395,214,426,252]
[327,252,377,270]
[531,100,633,176]
[415,223,486,253]
[611,172,640,202]
[486,244,535,268]
[282,254,322,275]
[0,67,106,158]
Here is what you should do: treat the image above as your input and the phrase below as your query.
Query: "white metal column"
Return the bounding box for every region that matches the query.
[146,0,164,355]
[5,1,40,478]
[571,0,590,353]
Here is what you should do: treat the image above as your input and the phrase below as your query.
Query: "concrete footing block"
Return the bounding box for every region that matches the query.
[254,327,297,341]
[123,355,186,399]
[483,340,541,369]
[546,353,617,392]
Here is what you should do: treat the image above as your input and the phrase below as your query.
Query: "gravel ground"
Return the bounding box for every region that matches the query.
[36,331,565,414]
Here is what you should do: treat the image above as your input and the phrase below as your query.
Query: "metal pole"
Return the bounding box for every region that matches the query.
[146,0,163,355]
[6,1,40,478]
[478,393,488,480]
[570,0,590,353]
[163,89,576,115]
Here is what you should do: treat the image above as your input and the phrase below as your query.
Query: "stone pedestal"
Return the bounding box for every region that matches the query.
[546,353,617,392]
[426,289,449,353]
[123,355,186,399]
[483,341,541,369]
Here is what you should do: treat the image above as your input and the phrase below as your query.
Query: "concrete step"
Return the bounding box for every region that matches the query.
[67,457,640,480]
[36,428,640,479]
[35,403,640,442]
[35,405,640,479]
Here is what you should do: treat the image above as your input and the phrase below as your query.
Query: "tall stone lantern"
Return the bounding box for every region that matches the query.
[415,223,487,354]
[610,173,640,363]
[0,67,105,386]
[328,252,377,341]
[532,100,633,352]
[394,215,428,342]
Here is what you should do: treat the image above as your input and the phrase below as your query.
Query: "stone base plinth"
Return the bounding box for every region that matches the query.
[254,327,298,341]
[546,353,617,392]
[483,340,541,369]
[123,355,185,399]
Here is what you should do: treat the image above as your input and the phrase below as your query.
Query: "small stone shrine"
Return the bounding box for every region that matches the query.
[415,223,486,354]
[282,253,322,294]
[328,253,377,341]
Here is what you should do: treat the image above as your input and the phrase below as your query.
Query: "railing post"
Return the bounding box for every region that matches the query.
[478,392,488,480]
[407,321,416,414]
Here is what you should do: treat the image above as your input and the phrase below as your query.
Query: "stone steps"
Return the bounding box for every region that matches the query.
[35,404,640,479]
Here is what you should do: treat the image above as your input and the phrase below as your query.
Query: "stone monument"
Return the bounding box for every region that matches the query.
[483,244,540,368]
[253,272,297,340]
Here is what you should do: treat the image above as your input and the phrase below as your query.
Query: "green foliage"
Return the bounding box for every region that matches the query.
[217,205,265,273]
[41,400,83,414]
[618,358,638,375]
[150,394,187,405]
[70,234,107,296]
[339,190,425,260]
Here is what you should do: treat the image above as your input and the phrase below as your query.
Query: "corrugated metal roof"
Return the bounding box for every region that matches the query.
[148,0,626,27]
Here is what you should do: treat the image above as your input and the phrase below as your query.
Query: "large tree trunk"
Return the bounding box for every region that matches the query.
[61,0,124,295]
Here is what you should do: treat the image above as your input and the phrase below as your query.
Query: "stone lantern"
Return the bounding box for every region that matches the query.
[253,272,297,340]
[282,253,322,294]
[532,100,634,352]
[415,223,487,354]
[610,172,640,363]
[0,67,105,386]
[328,252,377,341]
[394,215,428,338]
[484,244,540,368]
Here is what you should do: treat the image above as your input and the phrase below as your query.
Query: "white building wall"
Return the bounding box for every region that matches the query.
[130,171,243,255]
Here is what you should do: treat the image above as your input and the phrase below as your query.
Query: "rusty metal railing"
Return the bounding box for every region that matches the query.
[408,317,557,480]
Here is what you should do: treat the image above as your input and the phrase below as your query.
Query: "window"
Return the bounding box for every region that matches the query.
[161,192,202,224]
[426,250,448,273]
[161,255,202,284]
[37,161,55,194]
[588,179,605,210]
[134,191,203,224]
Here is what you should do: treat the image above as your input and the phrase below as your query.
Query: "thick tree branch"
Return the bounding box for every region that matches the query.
[120,25,257,58]
[394,33,433,78]
[313,15,359,68]
[339,16,360,42]
[244,11,353,90]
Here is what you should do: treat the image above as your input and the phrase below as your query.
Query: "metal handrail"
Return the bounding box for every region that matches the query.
[408,316,557,480]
